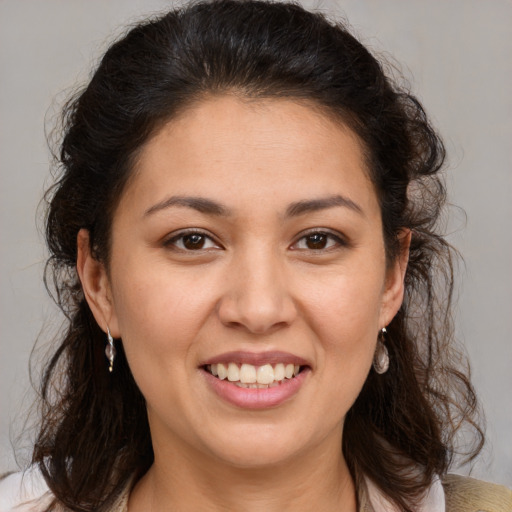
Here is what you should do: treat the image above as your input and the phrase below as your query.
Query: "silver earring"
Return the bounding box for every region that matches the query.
[106,327,116,373]
[373,327,389,374]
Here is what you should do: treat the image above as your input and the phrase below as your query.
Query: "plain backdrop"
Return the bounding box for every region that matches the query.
[1,0,511,486]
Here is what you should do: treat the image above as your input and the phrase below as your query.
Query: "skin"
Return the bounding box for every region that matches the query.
[77,96,409,511]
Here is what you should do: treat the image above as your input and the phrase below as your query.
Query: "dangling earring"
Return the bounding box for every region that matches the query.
[373,327,389,374]
[105,327,116,373]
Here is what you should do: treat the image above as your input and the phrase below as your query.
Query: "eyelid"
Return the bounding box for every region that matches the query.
[162,227,347,251]
[163,228,223,250]
[290,228,349,250]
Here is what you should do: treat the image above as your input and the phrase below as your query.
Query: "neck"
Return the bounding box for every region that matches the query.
[129,434,356,512]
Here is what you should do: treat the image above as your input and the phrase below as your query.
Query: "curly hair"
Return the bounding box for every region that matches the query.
[34,1,483,510]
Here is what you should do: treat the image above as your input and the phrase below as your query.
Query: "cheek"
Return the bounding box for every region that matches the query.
[299,270,383,385]
[109,262,218,375]
[298,266,385,334]
[112,253,215,328]
[109,276,209,423]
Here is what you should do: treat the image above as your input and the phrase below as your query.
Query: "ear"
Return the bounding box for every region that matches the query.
[76,229,120,337]
[379,229,411,328]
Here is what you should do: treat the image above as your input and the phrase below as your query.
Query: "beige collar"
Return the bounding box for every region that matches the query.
[360,475,446,512]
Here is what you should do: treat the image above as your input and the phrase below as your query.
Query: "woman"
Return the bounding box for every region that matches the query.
[1,1,510,510]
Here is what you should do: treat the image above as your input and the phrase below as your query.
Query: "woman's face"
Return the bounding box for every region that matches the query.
[85,96,407,469]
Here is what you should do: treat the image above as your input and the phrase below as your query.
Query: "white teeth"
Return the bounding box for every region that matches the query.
[227,362,240,382]
[217,363,227,380]
[256,364,275,385]
[274,363,285,381]
[207,362,303,383]
[239,363,257,383]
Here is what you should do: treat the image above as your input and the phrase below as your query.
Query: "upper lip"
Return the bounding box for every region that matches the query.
[200,351,310,367]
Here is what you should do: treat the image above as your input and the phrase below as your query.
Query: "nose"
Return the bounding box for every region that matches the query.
[217,247,297,335]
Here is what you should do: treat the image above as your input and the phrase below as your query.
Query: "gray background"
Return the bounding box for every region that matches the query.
[1,0,511,486]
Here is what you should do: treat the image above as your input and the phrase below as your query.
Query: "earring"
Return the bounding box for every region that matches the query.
[373,327,389,374]
[105,327,116,373]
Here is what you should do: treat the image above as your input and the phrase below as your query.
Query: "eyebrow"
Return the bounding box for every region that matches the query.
[285,195,364,218]
[144,196,232,217]
[144,193,364,218]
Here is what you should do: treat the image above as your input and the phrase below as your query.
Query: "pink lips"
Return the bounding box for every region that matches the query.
[199,351,310,410]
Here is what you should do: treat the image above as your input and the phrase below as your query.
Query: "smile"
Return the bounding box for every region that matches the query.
[201,353,310,409]
[206,363,302,388]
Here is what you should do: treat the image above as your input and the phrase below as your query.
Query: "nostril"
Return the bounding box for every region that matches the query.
[216,291,298,335]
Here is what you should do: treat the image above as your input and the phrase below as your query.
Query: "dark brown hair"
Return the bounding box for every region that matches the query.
[34,1,483,510]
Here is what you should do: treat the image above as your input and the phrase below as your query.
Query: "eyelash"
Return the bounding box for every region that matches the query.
[163,229,347,252]
[163,229,221,251]
[291,230,348,252]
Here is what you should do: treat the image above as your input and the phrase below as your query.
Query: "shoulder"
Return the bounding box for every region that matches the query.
[0,467,54,511]
[0,466,131,512]
[442,474,512,512]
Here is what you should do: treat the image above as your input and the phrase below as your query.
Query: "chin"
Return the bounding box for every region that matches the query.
[203,424,311,469]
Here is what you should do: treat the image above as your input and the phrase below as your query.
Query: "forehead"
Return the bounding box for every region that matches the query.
[120,95,378,218]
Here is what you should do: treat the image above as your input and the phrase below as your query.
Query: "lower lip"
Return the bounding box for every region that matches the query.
[201,368,309,409]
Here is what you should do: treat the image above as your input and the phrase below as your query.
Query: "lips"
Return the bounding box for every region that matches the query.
[200,351,310,409]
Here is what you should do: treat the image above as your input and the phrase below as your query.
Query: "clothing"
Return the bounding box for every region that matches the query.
[0,468,53,511]
[358,475,446,511]
[442,474,512,512]
[1,467,511,511]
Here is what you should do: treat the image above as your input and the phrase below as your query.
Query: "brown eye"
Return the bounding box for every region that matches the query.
[166,231,220,251]
[292,231,344,251]
[182,234,206,250]
[305,233,328,249]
